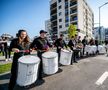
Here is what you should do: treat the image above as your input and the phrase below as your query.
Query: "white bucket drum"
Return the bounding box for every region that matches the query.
[85,45,96,54]
[17,55,40,86]
[42,51,58,75]
[60,49,72,65]
[98,45,106,54]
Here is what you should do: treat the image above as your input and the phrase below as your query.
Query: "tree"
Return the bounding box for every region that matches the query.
[68,24,77,38]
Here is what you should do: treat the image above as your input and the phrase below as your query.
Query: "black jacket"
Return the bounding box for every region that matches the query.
[68,40,75,50]
[54,38,67,52]
[30,37,52,51]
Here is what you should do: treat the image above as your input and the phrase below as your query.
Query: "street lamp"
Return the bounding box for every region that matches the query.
[99,2,108,44]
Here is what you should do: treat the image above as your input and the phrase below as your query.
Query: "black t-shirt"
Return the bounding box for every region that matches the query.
[30,37,52,50]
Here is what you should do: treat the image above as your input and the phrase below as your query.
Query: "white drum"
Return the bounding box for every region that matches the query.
[17,55,40,86]
[60,49,72,65]
[42,51,58,75]
[85,45,97,54]
[98,45,106,54]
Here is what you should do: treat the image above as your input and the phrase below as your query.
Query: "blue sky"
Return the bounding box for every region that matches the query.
[0,0,108,38]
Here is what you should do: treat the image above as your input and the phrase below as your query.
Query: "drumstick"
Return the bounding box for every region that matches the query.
[15,50,31,53]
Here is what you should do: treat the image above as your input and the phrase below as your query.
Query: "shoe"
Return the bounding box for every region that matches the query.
[74,61,78,63]
[5,59,8,61]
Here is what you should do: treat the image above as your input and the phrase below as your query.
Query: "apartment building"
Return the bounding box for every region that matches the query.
[50,0,94,40]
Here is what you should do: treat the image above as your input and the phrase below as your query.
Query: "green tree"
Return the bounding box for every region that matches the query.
[68,24,77,38]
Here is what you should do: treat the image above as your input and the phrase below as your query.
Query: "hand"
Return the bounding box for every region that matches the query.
[12,48,19,53]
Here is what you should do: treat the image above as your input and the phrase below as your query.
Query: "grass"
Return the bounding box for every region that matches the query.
[0,63,12,74]
[0,52,14,56]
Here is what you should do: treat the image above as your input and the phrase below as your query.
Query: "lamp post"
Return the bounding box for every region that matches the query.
[99,2,108,44]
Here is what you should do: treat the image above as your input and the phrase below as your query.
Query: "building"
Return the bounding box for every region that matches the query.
[50,0,94,40]
[105,28,108,41]
[93,26,105,41]
[45,20,52,41]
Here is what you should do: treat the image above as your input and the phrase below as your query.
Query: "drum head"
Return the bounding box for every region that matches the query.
[61,49,72,53]
[18,55,40,64]
[42,51,57,59]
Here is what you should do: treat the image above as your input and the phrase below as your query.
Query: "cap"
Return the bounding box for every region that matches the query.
[40,30,47,34]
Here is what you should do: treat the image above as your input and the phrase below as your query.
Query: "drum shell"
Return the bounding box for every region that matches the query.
[42,51,58,75]
[17,55,40,86]
[60,49,72,65]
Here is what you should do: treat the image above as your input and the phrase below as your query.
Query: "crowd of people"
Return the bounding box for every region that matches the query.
[0,29,108,90]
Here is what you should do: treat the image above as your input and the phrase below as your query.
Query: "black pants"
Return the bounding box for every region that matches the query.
[8,60,18,90]
[57,49,61,62]
[37,51,44,79]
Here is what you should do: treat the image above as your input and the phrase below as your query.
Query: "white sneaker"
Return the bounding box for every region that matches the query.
[5,59,8,61]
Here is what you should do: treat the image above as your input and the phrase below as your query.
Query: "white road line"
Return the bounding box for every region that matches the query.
[95,71,108,85]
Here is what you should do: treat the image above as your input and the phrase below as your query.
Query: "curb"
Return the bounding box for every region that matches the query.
[0,71,10,76]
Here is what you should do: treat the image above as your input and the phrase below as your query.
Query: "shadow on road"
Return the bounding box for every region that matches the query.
[0,83,8,90]
[0,73,10,80]
[0,73,10,90]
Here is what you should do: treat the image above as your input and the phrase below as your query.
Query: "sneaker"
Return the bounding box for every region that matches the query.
[5,59,8,61]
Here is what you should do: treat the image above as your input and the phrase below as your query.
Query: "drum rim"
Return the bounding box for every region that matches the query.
[42,51,58,59]
[42,56,57,59]
[61,49,72,54]
[18,55,40,64]
[18,61,40,65]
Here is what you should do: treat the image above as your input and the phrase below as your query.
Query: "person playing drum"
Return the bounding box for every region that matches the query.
[8,30,30,90]
[54,34,67,62]
[30,30,52,80]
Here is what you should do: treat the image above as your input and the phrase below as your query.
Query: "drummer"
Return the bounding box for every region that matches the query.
[8,30,30,90]
[68,36,78,64]
[30,30,52,80]
[54,34,67,62]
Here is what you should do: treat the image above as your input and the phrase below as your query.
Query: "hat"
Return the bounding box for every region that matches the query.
[40,30,47,34]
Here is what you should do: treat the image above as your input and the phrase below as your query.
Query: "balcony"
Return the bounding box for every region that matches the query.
[50,2,57,10]
[70,1,77,7]
[51,21,57,27]
[70,9,77,14]
[51,15,57,21]
[50,9,57,15]
[70,16,78,23]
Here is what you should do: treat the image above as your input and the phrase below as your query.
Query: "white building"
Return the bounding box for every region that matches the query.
[50,0,94,40]
[93,26,105,41]
[45,20,52,41]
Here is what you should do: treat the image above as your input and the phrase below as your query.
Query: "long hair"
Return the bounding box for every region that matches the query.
[17,30,30,47]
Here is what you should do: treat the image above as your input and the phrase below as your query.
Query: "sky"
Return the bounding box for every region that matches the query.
[0,0,108,38]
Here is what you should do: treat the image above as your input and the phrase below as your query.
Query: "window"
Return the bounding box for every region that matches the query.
[58,5,62,9]
[58,0,61,3]
[59,12,62,16]
[59,25,62,29]
[65,16,69,22]
[65,23,69,27]
[59,19,62,22]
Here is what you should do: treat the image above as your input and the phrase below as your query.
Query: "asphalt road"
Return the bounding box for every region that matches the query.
[0,54,108,90]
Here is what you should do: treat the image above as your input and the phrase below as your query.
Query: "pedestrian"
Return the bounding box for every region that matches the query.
[68,36,78,64]
[8,30,30,90]
[30,30,52,80]
[82,36,88,55]
[54,34,67,62]
[95,38,99,54]
[2,37,8,61]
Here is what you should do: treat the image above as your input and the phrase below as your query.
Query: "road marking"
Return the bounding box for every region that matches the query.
[95,71,108,85]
